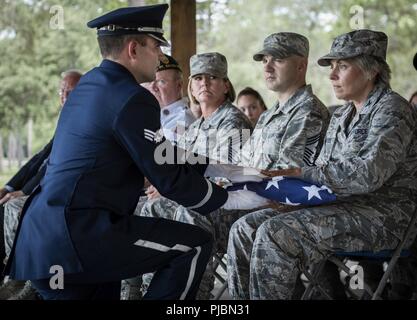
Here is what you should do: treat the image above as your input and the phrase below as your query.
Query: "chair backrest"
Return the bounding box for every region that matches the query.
[302,206,417,300]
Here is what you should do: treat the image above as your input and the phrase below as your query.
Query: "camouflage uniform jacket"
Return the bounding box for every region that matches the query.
[302,85,417,237]
[239,85,329,170]
[177,101,253,164]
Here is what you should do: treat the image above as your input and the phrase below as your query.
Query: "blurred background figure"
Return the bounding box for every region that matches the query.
[0,69,82,300]
[236,87,267,126]
[141,54,196,144]
[409,91,417,108]
[151,54,196,143]
[58,70,83,106]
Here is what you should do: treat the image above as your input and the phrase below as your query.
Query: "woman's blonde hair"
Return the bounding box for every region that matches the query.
[187,76,236,105]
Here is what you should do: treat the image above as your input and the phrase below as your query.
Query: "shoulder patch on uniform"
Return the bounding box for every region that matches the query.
[144,129,156,142]
[144,128,164,143]
[154,129,164,143]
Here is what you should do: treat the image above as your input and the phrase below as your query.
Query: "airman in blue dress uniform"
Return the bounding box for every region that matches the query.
[4,4,232,300]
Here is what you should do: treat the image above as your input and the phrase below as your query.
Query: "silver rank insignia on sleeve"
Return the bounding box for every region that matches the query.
[154,129,164,143]
[144,128,164,143]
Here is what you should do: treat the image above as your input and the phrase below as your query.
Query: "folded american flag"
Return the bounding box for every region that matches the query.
[226,176,336,206]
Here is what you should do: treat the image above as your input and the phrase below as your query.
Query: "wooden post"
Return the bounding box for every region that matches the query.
[170,0,196,81]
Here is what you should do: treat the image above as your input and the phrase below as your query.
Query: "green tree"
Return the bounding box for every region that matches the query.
[331,0,417,99]
[0,0,129,157]
[1,0,416,173]
[195,0,417,107]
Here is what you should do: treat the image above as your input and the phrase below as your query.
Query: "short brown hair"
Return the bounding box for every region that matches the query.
[97,34,148,59]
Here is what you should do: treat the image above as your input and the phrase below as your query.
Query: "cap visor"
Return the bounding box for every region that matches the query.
[318,53,361,66]
[148,34,170,47]
[190,71,225,79]
[253,48,287,61]
[317,54,334,66]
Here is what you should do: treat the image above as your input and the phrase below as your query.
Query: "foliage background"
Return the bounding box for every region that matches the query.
[0,0,416,177]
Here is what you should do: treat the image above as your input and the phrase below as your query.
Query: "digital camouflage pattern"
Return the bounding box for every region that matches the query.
[177,101,252,164]
[227,208,277,299]
[190,52,228,78]
[140,36,328,300]
[139,86,328,300]
[228,85,417,299]
[318,29,388,66]
[253,32,309,61]
[3,196,28,259]
[301,85,417,237]
[139,197,255,299]
[137,101,252,299]
[139,86,328,299]
[248,204,403,299]
[238,85,329,170]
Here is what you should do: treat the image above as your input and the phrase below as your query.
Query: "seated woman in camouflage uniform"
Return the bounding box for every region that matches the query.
[227,29,417,299]
[136,52,253,299]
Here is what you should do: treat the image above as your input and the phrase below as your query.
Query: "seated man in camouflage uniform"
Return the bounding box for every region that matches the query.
[141,34,329,299]
[227,29,417,300]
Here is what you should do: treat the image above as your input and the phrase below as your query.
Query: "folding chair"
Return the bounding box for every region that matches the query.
[211,253,228,300]
[302,207,417,300]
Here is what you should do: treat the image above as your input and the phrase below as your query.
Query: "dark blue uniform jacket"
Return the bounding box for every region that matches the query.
[7,60,227,280]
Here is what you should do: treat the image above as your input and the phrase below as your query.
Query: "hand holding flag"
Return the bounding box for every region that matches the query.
[260,167,302,178]
[226,167,336,207]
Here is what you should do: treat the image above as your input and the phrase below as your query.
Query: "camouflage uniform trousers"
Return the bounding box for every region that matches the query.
[227,205,302,299]
[228,202,403,300]
[138,196,252,299]
[3,196,28,259]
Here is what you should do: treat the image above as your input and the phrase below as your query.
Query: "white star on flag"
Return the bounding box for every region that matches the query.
[285,197,300,206]
[302,184,323,200]
[265,176,285,190]
[226,177,337,207]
